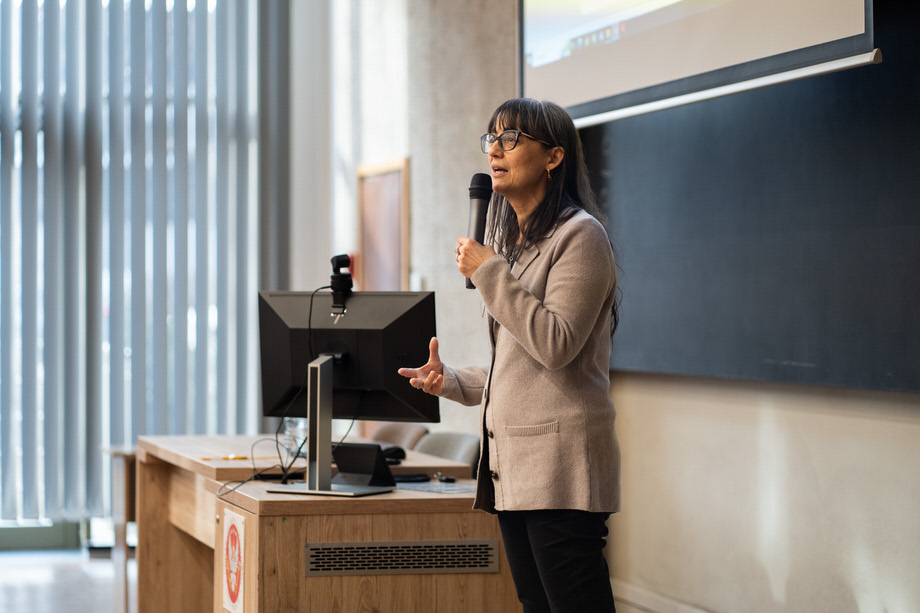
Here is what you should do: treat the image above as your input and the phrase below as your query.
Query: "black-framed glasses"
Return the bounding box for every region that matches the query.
[480,130,552,154]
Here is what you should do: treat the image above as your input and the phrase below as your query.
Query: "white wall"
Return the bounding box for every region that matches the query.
[401,0,518,433]
[610,373,920,613]
[289,1,334,291]
[288,3,920,612]
[292,0,518,434]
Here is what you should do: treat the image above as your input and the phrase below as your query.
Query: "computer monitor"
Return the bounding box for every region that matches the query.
[258,289,440,422]
[258,286,439,496]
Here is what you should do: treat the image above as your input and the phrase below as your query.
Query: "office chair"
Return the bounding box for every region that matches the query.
[414,432,480,477]
[370,422,429,450]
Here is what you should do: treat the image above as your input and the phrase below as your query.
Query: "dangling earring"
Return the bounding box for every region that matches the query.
[547,168,552,182]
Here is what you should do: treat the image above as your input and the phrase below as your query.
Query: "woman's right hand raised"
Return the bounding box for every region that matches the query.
[397,337,444,396]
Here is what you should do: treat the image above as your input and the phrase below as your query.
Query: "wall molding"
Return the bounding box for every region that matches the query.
[613,579,712,613]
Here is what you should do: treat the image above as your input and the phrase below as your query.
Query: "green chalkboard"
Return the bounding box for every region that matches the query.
[583,2,920,392]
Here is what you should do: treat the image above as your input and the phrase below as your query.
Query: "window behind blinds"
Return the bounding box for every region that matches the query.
[0,0,263,522]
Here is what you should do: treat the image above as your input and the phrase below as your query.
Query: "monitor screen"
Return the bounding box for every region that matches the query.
[258,290,440,424]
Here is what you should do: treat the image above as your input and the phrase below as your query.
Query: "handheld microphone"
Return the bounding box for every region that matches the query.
[466,173,492,289]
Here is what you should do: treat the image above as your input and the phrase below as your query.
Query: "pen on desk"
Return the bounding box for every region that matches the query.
[200,454,275,461]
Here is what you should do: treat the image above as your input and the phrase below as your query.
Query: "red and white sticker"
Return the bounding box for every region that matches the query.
[222,508,245,613]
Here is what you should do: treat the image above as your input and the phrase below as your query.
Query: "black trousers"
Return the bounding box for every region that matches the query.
[497,509,616,613]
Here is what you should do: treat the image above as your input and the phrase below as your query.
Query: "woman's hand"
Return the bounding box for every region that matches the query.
[397,337,444,396]
[456,237,495,280]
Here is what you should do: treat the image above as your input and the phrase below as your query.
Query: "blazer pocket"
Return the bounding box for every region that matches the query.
[504,421,559,437]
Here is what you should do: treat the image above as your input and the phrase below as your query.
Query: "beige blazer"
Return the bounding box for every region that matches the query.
[442,209,620,513]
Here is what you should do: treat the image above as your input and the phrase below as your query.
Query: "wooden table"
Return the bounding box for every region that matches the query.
[136,435,519,612]
[106,446,136,613]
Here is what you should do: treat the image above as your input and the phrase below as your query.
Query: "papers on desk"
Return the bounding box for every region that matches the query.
[396,481,477,494]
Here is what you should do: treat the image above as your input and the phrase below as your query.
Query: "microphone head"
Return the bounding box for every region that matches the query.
[469,172,492,201]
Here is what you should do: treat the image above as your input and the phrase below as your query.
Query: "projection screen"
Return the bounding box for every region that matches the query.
[521,0,877,124]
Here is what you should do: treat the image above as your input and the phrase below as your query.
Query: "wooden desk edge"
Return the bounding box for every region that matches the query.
[137,436,220,479]
[218,479,480,516]
[138,434,472,482]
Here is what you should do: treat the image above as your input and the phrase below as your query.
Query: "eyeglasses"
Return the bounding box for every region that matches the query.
[480,130,552,154]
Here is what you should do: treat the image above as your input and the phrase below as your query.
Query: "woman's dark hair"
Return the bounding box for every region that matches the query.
[485,98,620,335]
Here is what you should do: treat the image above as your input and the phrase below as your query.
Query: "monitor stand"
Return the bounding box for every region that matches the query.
[267,354,393,497]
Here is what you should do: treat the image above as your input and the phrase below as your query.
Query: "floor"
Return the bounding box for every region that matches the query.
[0,550,135,613]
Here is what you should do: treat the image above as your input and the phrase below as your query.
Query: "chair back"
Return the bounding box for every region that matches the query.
[414,432,480,473]
[370,422,429,450]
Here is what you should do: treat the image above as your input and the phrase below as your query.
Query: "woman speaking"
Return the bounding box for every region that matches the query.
[399,97,621,613]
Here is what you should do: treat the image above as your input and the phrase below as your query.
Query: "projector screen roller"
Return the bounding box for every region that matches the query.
[522,0,874,120]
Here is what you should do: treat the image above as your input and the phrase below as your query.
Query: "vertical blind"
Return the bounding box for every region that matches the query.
[0,0,262,522]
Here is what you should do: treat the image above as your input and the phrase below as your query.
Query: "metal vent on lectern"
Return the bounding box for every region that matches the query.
[305,539,500,576]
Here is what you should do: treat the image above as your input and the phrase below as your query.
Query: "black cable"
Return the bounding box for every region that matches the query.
[308,284,332,362]
[216,437,284,497]
[274,284,333,483]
